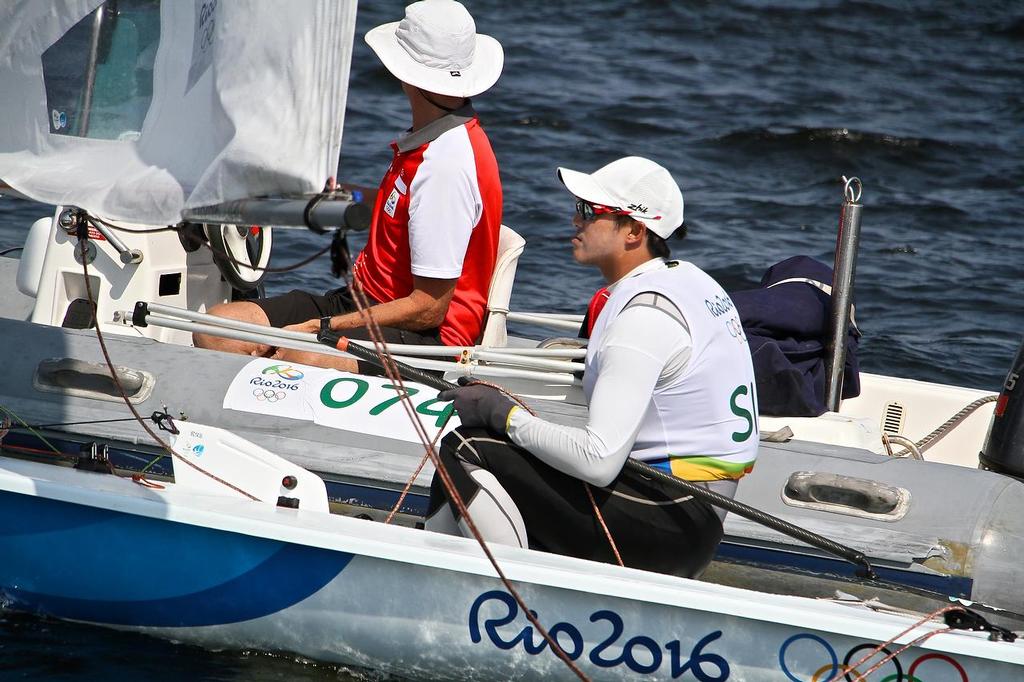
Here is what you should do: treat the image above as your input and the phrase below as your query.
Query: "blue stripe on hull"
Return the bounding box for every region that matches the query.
[0,489,353,626]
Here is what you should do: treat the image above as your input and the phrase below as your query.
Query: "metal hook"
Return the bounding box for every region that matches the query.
[842,175,863,204]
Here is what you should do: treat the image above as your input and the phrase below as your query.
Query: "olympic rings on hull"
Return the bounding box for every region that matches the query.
[252,388,287,403]
[778,633,969,682]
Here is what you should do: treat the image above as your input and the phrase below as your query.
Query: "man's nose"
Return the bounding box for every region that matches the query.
[572,213,583,229]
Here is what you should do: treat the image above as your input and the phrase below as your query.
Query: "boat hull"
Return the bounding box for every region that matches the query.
[3,300,1024,616]
[0,459,1019,681]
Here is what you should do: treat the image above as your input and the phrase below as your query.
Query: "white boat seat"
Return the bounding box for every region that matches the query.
[478,225,526,347]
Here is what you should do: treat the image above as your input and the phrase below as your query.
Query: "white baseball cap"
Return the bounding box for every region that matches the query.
[365,0,504,98]
[557,156,684,239]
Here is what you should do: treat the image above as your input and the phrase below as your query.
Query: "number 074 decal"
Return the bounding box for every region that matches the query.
[224,359,461,443]
[320,377,454,427]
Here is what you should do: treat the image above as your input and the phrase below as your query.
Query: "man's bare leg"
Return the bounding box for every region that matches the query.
[192,301,275,355]
[195,302,361,372]
[270,347,359,373]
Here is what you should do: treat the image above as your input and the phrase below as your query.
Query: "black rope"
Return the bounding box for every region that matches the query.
[89,191,356,275]
[945,608,1017,642]
[622,457,875,577]
[151,410,180,435]
[75,214,260,500]
[331,339,879,579]
[5,417,142,430]
[314,222,591,681]
[303,191,331,234]
[74,220,181,465]
[304,180,361,235]
[86,216,333,275]
[88,214,178,234]
[324,344,1024,618]
[199,233,333,274]
[0,246,23,256]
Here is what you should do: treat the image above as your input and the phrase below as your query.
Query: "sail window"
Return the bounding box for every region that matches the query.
[41,0,161,141]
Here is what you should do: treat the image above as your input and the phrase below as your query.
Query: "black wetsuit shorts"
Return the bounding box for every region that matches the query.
[254,286,443,373]
[428,427,725,578]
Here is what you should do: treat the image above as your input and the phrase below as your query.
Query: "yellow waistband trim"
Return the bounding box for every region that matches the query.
[661,456,756,482]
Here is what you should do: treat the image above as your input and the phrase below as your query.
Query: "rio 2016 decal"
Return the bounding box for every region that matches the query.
[468,591,971,680]
[469,590,728,680]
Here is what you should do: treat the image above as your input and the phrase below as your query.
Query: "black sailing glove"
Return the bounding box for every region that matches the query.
[438,383,516,436]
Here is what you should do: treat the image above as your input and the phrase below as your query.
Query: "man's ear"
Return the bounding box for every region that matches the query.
[625,220,646,245]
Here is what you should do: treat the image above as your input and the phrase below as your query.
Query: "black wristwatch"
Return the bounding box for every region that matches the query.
[319,316,333,335]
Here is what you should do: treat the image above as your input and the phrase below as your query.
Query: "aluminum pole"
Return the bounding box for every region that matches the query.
[79,4,106,136]
[181,195,371,232]
[824,177,863,412]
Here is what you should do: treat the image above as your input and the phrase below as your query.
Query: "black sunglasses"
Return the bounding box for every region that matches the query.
[575,198,629,222]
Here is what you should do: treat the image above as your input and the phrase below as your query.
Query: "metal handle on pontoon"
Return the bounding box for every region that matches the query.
[335,337,877,579]
[824,177,863,412]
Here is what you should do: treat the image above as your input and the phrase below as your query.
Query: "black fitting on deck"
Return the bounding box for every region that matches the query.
[132,301,150,327]
[277,496,300,509]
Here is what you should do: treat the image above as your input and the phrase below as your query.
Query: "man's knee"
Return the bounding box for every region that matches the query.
[193,301,271,352]
[430,431,529,549]
[271,348,358,373]
[207,301,270,325]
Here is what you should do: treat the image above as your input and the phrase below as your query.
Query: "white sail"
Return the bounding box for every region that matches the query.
[0,0,356,225]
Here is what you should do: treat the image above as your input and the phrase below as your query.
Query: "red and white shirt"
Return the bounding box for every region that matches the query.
[353,106,502,346]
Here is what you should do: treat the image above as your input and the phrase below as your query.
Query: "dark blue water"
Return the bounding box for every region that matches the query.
[0,1,1022,678]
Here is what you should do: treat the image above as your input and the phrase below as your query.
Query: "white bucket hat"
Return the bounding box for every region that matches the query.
[365,0,504,98]
[557,156,685,239]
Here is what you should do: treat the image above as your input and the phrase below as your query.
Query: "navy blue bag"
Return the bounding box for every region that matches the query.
[730,256,861,417]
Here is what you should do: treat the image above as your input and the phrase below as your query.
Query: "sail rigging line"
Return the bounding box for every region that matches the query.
[0,404,64,456]
[85,214,179,234]
[1,442,76,461]
[584,482,624,567]
[827,604,962,682]
[89,212,333,275]
[892,394,997,458]
[94,214,335,275]
[329,245,591,681]
[344,342,888,584]
[3,416,143,430]
[199,236,332,275]
[383,433,438,526]
[76,215,261,502]
[453,376,625,568]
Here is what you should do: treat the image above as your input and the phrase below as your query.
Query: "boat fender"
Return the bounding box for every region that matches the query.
[980,337,1024,480]
[15,216,52,298]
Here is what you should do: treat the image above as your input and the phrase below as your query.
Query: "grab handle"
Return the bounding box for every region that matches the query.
[33,358,155,404]
[782,471,910,521]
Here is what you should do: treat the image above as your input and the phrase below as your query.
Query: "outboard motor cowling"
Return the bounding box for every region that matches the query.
[980,338,1024,480]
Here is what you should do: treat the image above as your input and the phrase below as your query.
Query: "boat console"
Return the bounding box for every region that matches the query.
[16,206,248,345]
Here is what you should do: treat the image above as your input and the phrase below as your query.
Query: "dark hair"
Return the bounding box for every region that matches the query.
[647,232,671,258]
[616,215,686,258]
